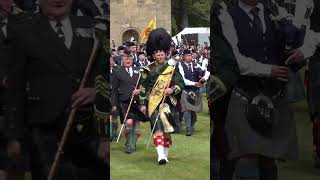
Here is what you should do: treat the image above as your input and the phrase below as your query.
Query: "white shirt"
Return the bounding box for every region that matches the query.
[49,17,73,49]
[178,62,210,86]
[201,58,209,72]
[218,2,272,77]
[125,67,133,77]
[218,1,318,78]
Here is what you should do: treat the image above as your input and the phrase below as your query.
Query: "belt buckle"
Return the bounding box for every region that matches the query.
[233,90,249,102]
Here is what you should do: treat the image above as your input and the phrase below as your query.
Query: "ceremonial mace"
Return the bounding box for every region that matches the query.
[146,60,177,149]
[47,35,100,180]
[116,71,142,143]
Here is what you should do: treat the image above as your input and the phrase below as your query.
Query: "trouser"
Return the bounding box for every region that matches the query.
[184,111,197,130]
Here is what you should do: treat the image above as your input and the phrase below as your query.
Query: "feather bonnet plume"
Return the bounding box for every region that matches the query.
[146,28,172,61]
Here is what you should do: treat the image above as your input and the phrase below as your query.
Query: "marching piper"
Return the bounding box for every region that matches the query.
[139,28,185,165]
[178,49,210,136]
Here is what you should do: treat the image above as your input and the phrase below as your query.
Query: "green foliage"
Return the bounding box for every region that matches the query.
[171,0,213,35]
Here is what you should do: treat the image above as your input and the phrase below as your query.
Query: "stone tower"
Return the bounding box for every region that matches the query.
[110,0,171,47]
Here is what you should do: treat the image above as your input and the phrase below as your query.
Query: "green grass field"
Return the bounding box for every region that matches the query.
[278,101,320,180]
[22,100,320,180]
[110,99,210,180]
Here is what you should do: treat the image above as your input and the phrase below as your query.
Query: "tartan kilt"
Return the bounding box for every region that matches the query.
[180,90,203,112]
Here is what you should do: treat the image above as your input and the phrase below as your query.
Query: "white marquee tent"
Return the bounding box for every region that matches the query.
[172,27,210,46]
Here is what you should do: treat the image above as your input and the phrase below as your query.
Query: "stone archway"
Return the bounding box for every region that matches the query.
[121,28,140,44]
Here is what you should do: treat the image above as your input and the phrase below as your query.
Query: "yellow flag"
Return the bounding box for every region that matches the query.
[148,65,173,116]
[140,16,157,43]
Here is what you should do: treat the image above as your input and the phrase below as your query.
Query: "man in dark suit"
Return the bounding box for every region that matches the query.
[136,52,149,67]
[111,50,144,153]
[5,0,108,179]
[129,42,140,67]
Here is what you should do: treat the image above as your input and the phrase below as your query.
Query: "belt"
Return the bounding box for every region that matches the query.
[233,88,285,102]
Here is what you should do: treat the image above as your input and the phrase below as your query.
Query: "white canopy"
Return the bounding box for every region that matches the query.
[172,27,210,46]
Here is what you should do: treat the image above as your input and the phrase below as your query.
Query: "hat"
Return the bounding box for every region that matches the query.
[123,50,132,57]
[129,42,136,47]
[137,52,145,57]
[118,46,125,51]
[183,49,192,55]
[171,50,180,57]
[146,28,172,61]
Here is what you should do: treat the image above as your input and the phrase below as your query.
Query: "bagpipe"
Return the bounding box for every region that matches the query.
[260,0,314,71]
[213,0,313,70]
[211,0,314,136]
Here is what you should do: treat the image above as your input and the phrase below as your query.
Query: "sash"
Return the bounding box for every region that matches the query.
[148,65,174,117]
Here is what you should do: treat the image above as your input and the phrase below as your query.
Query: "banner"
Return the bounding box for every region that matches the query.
[140,16,157,43]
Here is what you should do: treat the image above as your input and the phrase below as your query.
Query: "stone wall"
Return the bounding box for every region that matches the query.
[110,0,171,46]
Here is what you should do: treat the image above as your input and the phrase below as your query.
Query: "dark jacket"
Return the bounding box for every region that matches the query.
[5,14,100,139]
[111,66,140,106]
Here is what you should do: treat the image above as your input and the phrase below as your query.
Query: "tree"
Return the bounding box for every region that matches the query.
[171,0,213,35]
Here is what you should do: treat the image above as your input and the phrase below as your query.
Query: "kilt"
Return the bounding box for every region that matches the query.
[225,91,298,160]
[180,90,203,112]
[286,70,305,103]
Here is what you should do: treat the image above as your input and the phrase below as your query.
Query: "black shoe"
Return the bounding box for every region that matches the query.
[125,145,135,154]
[158,159,167,165]
[132,145,136,152]
[186,128,192,136]
[112,135,118,142]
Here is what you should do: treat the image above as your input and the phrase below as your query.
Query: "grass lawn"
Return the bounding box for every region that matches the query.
[110,98,211,180]
[278,100,320,180]
[23,100,320,180]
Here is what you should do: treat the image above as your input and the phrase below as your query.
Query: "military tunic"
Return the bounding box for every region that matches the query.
[139,61,185,133]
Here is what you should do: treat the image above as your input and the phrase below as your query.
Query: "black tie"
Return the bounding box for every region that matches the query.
[127,68,131,76]
[251,7,263,34]
[55,21,65,42]
[188,63,192,72]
